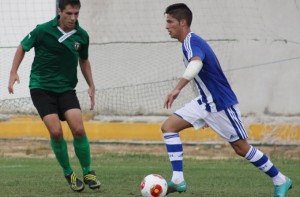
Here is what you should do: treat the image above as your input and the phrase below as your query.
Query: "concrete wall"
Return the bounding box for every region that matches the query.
[1,0,300,116]
[79,0,300,116]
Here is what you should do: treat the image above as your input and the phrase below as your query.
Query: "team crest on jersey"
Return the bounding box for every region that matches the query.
[74,42,80,50]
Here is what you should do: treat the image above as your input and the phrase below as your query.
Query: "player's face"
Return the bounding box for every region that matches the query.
[165,14,181,40]
[58,5,80,32]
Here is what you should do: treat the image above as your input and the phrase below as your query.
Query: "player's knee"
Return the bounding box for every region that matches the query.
[161,122,173,133]
[233,148,246,157]
[50,130,63,140]
[71,126,86,138]
[230,139,250,157]
[161,124,168,133]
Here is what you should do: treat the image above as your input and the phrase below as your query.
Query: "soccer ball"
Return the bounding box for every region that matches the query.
[140,174,168,197]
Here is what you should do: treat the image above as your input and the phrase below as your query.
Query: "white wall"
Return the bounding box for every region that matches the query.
[79,0,300,116]
[1,0,300,116]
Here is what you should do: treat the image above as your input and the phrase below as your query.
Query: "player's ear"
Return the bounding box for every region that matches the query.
[180,19,186,26]
[58,8,62,16]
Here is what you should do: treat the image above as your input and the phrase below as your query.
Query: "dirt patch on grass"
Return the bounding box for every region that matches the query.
[0,138,299,160]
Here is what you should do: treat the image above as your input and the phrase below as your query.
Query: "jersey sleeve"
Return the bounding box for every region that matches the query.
[20,25,40,52]
[187,36,205,61]
[79,33,89,60]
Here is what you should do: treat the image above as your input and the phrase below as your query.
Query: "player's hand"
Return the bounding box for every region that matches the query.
[163,89,180,109]
[8,73,20,94]
[88,85,95,110]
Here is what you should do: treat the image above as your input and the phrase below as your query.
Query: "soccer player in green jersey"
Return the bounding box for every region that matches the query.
[8,0,101,192]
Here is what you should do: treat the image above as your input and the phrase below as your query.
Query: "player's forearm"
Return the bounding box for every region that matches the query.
[10,45,25,74]
[174,78,190,92]
[83,70,95,88]
[79,59,95,88]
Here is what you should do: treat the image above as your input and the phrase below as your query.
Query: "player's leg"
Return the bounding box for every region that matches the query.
[44,114,85,192]
[30,89,83,192]
[43,114,73,176]
[162,100,208,194]
[206,105,292,197]
[161,114,191,194]
[64,108,90,174]
[230,139,288,183]
[60,90,101,190]
[230,139,292,197]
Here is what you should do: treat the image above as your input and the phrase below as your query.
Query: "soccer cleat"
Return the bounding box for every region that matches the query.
[274,176,292,197]
[167,180,187,195]
[84,170,101,190]
[65,172,85,192]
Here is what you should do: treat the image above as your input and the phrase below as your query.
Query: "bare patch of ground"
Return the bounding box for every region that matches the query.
[0,138,299,160]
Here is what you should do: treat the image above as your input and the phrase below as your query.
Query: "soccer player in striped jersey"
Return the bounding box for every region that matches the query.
[162,3,292,197]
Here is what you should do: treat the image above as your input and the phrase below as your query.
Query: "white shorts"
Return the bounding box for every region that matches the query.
[174,99,248,142]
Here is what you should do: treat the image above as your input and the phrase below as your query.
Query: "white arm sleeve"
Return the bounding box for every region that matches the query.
[182,60,203,80]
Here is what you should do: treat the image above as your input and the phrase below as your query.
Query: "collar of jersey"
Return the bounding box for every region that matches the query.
[57,27,77,43]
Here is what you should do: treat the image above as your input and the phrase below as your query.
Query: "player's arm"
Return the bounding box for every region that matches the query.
[164,57,203,109]
[8,45,26,94]
[79,58,95,110]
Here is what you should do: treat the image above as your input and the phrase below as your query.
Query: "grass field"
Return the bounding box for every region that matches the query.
[0,152,299,197]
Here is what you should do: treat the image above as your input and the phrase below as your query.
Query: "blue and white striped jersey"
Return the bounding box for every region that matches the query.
[182,32,238,112]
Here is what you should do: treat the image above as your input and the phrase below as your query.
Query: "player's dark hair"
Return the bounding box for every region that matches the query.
[59,0,81,11]
[165,3,193,27]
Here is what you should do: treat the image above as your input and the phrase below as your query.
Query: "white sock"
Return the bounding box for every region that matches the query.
[272,172,286,185]
[171,171,184,184]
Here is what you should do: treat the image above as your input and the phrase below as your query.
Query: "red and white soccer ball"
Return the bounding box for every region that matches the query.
[140,174,168,197]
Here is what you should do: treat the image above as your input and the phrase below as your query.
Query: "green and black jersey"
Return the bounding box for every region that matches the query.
[21,16,89,93]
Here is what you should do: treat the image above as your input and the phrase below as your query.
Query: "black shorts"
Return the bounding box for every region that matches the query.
[30,88,81,121]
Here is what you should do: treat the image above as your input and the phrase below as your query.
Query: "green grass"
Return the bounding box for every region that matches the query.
[0,154,299,197]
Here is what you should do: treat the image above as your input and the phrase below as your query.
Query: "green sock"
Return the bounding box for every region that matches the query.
[50,138,72,176]
[73,135,91,175]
